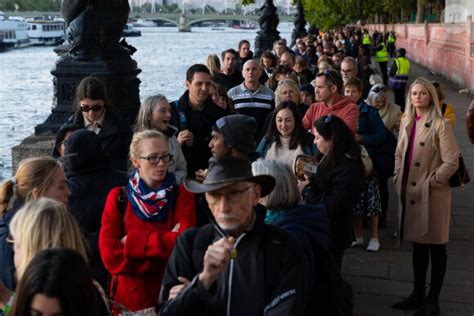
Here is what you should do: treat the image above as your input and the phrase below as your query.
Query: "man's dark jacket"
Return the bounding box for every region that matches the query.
[158,207,304,316]
[170,91,226,176]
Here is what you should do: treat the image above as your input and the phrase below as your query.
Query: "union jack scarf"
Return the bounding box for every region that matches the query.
[127,169,177,222]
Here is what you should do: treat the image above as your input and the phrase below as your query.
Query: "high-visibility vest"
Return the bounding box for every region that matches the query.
[362,34,371,45]
[375,43,389,62]
[389,57,410,89]
[387,35,395,44]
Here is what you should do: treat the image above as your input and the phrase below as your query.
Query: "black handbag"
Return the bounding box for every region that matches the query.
[449,155,471,188]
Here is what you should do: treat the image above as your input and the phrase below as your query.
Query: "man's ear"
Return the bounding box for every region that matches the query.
[185,80,191,90]
[330,84,338,94]
[252,184,262,206]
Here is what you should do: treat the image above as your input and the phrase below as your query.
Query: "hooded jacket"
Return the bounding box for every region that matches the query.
[63,129,128,288]
[302,95,359,134]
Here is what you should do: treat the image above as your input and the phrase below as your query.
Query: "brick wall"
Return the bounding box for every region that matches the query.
[366,17,474,93]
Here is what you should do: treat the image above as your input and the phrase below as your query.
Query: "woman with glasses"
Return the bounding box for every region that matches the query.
[135,95,188,184]
[392,78,459,315]
[0,157,70,291]
[300,115,364,270]
[257,101,315,169]
[99,130,196,313]
[366,83,403,133]
[64,76,132,172]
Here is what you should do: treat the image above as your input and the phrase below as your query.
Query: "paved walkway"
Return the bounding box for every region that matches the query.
[342,61,474,316]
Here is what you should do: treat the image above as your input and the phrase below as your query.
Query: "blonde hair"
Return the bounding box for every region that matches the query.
[135,94,169,132]
[403,77,443,150]
[275,79,301,107]
[0,157,61,216]
[129,130,168,159]
[9,197,88,280]
[206,54,221,77]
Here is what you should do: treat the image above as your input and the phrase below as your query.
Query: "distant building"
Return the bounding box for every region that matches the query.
[444,0,473,22]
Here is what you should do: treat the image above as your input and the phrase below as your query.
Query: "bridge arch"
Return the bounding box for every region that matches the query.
[185,16,259,29]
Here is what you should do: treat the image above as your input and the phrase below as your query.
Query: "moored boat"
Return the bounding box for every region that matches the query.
[0,12,30,48]
[27,18,65,46]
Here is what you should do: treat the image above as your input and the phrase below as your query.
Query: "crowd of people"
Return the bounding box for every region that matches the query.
[0,26,471,316]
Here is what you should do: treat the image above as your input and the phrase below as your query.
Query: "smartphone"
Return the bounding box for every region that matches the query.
[294,155,318,180]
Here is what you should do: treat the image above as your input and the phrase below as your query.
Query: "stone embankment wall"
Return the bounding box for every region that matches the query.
[365,17,473,93]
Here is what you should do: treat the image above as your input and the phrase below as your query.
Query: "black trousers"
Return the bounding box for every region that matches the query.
[378,61,388,85]
[393,88,406,112]
[412,242,447,301]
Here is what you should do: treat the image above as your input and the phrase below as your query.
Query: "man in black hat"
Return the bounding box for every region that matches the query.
[196,114,258,180]
[158,156,303,316]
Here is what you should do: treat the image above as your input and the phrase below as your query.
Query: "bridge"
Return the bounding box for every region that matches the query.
[134,13,294,31]
[6,11,294,32]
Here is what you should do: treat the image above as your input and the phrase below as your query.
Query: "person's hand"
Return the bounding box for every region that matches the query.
[168,276,191,300]
[171,223,181,233]
[195,169,207,182]
[355,133,362,143]
[297,174,310,193]
[0,282,12,309]
[177,130,194,146]
[120,235,127,245]
[198,237,236,290]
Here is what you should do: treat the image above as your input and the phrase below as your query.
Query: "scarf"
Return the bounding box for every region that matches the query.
[127,169,177,222]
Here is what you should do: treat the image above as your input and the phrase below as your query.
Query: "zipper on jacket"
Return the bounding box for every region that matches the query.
[226,233,246,316]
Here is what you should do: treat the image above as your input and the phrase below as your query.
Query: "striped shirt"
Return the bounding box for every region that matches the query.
[228,83,275,138]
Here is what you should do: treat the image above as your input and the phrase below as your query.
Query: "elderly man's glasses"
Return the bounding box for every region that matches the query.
[206,185,254,205]
[80,105,104,112]
[139,154,173,165]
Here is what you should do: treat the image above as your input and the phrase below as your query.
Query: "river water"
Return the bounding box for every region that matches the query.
[0,23,293,180]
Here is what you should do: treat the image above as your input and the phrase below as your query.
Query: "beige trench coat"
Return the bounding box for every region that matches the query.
[394,116,459,244]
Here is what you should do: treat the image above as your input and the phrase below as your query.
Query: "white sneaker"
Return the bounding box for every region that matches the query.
[367,238,380,252]
[351,237,364,247]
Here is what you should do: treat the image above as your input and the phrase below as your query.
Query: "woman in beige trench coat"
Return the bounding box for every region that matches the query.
[392,77,459,316]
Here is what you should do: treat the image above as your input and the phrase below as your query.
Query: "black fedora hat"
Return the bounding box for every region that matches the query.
[184,156,275,197]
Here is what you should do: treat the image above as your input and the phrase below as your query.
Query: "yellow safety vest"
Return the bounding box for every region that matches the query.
[389,57,410,89]
[387,35,395,44]
[375,43,389,62]
[362,34,371,45]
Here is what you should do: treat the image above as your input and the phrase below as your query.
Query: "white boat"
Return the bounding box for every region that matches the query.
[0,12,30,48]
[27,18,65,46]
[133,18,156,27]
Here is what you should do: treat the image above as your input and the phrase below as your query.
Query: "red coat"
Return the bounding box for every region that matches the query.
[99,185,196,312]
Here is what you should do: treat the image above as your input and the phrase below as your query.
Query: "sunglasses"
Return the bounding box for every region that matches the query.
[372,86,387,93]
[80,105,104,113]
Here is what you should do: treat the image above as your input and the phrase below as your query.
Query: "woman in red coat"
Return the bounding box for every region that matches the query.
[99,130,196,313]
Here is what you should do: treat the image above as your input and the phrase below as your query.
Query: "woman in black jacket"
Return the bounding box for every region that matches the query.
[63,129,127,289]
[65,76,132,171]
[301,115,365,270]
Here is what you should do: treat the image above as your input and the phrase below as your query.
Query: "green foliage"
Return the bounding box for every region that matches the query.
[0,0,61,11]
[302,0,417,30]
